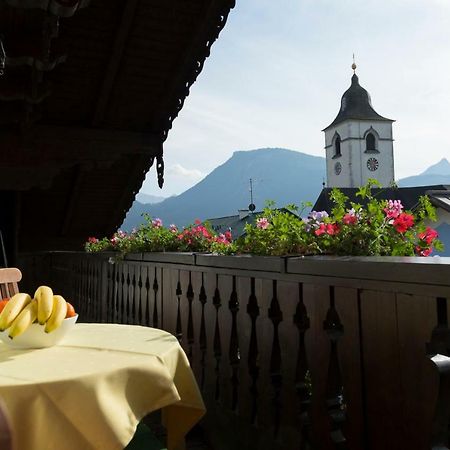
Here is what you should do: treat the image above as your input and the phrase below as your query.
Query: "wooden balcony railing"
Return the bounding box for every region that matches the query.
[18,252,450,450]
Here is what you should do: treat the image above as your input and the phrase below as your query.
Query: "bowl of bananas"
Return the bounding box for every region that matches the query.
[0,286,78,349]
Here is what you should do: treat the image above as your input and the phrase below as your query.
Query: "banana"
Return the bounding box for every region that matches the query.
[34,286,54,325]
[8,300,38,339]
[45,295,67,333]
[0,293,32,331]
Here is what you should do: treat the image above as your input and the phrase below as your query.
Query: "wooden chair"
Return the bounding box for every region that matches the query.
[0,268,19,449]
[0,268,21,299]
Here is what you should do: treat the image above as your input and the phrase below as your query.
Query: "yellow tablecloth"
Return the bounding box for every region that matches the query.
[0,324,205,450]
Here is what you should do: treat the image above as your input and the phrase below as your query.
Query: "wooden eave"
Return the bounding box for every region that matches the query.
[0,0,236,253]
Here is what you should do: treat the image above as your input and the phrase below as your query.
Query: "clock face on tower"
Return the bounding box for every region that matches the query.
[334,162,342,175]
[367,158,379,172]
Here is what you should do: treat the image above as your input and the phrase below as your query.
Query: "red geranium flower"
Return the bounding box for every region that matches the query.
[315,223,326,236]
[418,227,438,245]
[314,223,340,236]
[393,213,414,233]
[415,246,432,257]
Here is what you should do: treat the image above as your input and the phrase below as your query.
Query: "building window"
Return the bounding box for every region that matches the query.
[334,134,341,158]
[366,132,376,151]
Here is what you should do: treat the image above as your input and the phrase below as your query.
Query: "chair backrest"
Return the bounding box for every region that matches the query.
[0,268,21,299]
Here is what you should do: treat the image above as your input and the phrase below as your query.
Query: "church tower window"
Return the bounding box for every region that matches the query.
[366,132,376,151]
[334,134,341,158]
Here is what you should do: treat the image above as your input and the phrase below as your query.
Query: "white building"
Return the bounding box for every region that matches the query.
[323,67,395,188]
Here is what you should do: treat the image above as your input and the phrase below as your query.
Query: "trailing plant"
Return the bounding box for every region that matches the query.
[85,181,443,257]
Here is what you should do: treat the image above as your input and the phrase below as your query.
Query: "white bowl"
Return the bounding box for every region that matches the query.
[0,315,78,349]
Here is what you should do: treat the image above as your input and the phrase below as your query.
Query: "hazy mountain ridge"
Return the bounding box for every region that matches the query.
[122,148,326,229]
[122,151,450,230]
[135,193,166,204]
[398,158,450,187]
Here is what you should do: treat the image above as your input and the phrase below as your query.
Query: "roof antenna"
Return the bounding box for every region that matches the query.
[352,53,357,74]
[248,178,256,213]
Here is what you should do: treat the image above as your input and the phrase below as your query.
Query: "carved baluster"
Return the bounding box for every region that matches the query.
[186,273,195,361]
[77,260,83,318]
[176,278,183,341]
[323,287,347,449]
[104,262,110,323]
[145,269,151,327]
[80,260,86,318]
[109,261,116,323]
[104,263,110,323]
[94,262,99,321]
[137,269,143,325]
[268,280,283,437]
[89,260,95,320]
[114,264,120,323]
[247,277,259,424]
[213,275,222,401]
[153,268,159,328]
[126,268,132,324]
[84,260,91,322]
[427,297,450,449]
[294,283,312,449]
[229,276,240,412]
[120,268,126,324]
[96,262,101,322]
[88,261,92,319]
[97,262,102,322]
[131,267,137,324]
[199,275,208,391]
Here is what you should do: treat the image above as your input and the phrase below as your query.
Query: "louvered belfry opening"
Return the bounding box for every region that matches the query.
[0,0,236,261]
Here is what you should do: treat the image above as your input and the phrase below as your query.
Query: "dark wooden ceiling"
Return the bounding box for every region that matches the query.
[0,0,235,254]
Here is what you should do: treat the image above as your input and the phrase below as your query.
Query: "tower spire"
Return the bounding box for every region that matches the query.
[352,53,357,74]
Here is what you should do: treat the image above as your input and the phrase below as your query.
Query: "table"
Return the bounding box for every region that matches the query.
[0,324,205,450]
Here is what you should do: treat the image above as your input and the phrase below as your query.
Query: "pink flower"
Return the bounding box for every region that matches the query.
[343,212,357,225]
[110,236,119,245]
[256,217,270,230]
[152,218,163,228]
[418,227,438,245]
[315,223,327,236]
[88,237,98,244]
[327,223,340,235]
[384,200,404,219]
[169,224,178,233]
[117,230,127,238]
[393,213,414,233]
[224,230,232,242]
[194,219,202,225]
[314,223,340,236]
[215,234,231,245]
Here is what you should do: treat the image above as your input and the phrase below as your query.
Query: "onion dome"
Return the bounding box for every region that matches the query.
[323,73,393,131]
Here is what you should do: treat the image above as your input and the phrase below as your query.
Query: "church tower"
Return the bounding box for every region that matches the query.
[323,63,395,188]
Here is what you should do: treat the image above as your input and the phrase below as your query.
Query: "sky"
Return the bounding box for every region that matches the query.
[141,0,450,197]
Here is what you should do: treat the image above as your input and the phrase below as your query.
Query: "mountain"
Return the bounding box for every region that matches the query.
[398,158,450,187]
[135,193,166,204]
[122,148,326,230]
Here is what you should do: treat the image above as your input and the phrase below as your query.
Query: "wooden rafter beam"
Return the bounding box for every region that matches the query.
[91,0,140,127]
[34,125,161,152]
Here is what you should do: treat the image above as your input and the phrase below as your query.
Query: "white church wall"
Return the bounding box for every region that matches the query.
[325,120,394,188]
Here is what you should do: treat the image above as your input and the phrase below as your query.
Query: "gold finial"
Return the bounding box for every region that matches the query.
[351,53,357,73]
